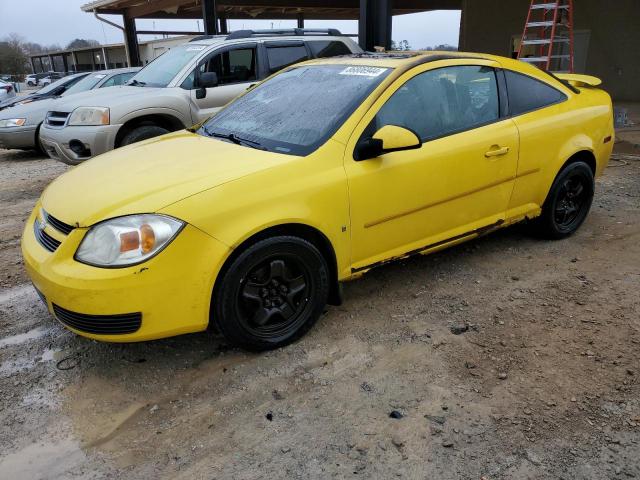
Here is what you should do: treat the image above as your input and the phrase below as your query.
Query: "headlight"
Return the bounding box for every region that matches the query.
[75,214,184,267]
[68,107,110,126]
[0,118,26,128]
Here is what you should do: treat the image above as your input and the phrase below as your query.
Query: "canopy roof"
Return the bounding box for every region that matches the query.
[81,0,461,20]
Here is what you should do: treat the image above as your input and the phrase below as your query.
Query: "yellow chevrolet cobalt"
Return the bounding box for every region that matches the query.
[22,52,614,351]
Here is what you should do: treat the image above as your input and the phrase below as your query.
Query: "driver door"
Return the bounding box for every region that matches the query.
[184,43,258,123]
[344,61,519,271]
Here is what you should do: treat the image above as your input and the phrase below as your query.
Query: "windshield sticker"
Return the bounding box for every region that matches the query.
[339,66,388,77]
[186,45,206,51]
[93,75,107,79]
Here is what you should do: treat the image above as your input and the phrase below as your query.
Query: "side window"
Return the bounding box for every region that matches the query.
[505,70,566,116]
[181,47,257,89]
[265,44,309,73]
[307,40,352,58]
[373,65,499,141]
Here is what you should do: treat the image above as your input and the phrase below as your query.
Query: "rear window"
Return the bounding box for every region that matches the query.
[308,40,352,58]
[505,70,566,116]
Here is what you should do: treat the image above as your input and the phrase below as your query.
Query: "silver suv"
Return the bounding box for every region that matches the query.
[40,29,361,165]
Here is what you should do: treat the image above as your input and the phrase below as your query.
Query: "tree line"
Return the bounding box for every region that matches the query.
[0,34,100,78]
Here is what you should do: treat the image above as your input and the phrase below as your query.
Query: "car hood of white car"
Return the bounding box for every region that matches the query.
[0,97,55,123]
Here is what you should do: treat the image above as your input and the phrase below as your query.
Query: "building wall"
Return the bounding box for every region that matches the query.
[139,36,195,65]
[460,0,640,100]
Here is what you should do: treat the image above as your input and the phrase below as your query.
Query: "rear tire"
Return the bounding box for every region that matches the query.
[532,161,594,239]
[213,236,329,351]
[119,124,169,147]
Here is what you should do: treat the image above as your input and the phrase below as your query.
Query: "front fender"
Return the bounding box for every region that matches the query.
[159,139,352,280]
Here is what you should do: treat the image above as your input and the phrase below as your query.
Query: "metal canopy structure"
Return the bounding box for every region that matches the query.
[81,0,461,66]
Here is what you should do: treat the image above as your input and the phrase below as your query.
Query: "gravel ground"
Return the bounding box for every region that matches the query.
[0,139,638,479]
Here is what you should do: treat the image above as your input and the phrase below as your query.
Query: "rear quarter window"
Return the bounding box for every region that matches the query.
[307,40,352,58]
[505,70,567,116]
[265,44,309,73]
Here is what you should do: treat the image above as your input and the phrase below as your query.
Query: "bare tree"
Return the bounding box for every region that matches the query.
[0,34,30,77]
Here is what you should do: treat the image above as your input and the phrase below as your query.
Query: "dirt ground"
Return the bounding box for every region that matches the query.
[0,128,639,479]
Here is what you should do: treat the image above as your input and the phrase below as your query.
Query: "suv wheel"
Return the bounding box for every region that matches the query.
[213,236,329,351]
[120,124,169,147]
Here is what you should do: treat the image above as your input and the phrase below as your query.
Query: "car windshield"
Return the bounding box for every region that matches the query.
[63,73,108,96]
[128,44,207,88]
[200,64,391,155]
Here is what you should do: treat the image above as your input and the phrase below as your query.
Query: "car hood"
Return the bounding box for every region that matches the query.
[41,130,293,227]
[0,92,47,110]
[0,97,54,122]
[48,85,165,111]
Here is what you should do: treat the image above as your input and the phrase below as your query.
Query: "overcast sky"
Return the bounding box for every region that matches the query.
[0,0,460,50]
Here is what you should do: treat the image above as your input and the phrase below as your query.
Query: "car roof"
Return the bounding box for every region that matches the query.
[303,50,560,83]
[85,67,141,76]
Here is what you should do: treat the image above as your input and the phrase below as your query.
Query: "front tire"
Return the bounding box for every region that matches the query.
[213,236,329,351]
[120,124,169,147]
[533,161,594,239]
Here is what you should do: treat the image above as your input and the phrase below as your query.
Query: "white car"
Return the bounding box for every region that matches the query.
[0,80,16,102]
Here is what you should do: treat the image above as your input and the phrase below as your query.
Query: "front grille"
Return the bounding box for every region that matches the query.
[45,111,70,128]
[34,218,61,252]
[43,210,74,235]
[52,304,142,335]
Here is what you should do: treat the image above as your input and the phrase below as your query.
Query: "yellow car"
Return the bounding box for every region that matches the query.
[22,52,614,351]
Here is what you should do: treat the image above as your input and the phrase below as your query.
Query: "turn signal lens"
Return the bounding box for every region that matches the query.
[140,224,155,254]
[120,231,140,252]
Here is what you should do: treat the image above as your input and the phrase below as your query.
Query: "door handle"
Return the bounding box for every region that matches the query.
[485,146,510,158]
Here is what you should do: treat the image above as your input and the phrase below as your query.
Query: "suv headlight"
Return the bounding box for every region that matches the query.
[75,214,184,267]
[0,118,26,128]
[68,107,110,126]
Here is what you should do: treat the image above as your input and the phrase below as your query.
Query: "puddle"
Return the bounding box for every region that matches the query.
[0,438,86,480]
[0,326,51,348]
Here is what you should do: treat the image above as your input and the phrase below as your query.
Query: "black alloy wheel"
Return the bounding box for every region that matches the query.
[534,161,594,239]
[214,236,329,351]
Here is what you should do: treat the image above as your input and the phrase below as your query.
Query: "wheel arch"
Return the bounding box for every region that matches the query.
[560,149,596,176]
[212,223,342,312]
[115,113,186,147]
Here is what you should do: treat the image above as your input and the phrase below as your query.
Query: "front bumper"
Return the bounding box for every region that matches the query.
[0,125,37,150]
[40,124,121,164]
[21,205,231,342]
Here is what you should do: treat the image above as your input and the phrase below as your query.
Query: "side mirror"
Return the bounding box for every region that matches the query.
[354,125,422,161]
[195,72,218,99]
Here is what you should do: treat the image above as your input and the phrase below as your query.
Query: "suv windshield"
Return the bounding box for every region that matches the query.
[63,73,108,96]
[129,44,207,88]
[200,64,391,155]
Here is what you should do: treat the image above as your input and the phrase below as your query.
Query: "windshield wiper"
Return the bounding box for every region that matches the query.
[129,79,147,87]
[204,127,266,150]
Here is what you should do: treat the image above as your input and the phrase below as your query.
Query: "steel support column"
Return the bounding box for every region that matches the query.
[123,14,141,67]
[359,0,392,51]
[202,0,219,35]
[62,54,68,73]
[297,13,305,28]
[219,13,228,34]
